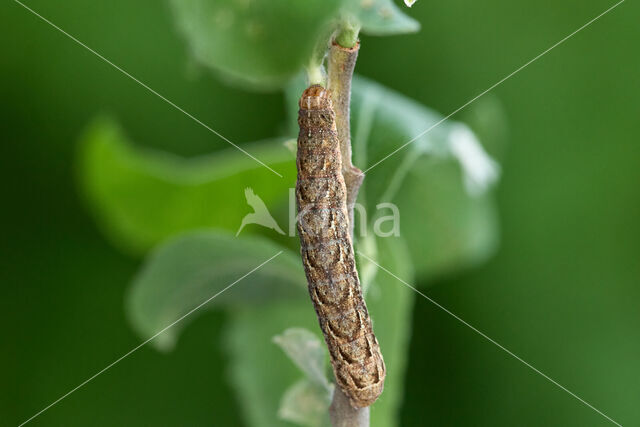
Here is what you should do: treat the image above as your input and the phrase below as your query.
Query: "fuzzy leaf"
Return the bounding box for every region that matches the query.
[344,0,420,36]
[273,328,332,391]
[357,236,415,427]
[351,77,502,276]
[127,231,306,351]
[392,159,500,277]
[278,379,332,427]
[167,0,419,89]
[78,117,295,255]
[168,0,341,89]
[225,302,321,427]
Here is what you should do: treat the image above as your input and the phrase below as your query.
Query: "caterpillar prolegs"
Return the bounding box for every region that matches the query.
[296,85,386,408]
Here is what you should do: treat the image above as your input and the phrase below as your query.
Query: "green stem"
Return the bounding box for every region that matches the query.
[306,64,324,86]
[327,27,370,427]
[335,21,360,48]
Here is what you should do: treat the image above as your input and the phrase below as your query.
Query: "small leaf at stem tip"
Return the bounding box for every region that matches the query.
[126,231,306,351]
[344,0,420,36]
[404,0,417,7]
[278,379,333,427]
[273,328,332,391]
[168,0,343,89]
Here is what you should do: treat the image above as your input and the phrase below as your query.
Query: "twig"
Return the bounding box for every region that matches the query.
[326,36,370,427]
[329,387,370,427]
[327,39,365,238]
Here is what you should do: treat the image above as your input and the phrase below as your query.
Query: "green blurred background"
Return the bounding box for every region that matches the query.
[2,0,638,425]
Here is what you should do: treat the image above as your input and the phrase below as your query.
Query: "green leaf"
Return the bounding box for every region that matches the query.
[225,234,414,427]
[392,157,500,278]
[273,328,332,391]
[357,235,415,427]
[349,77,497,206]
[344,0,420,36]
[168,0,342,89]
[78,117,296,255]
[273,328,332,426]
[225,302,321,427]
[349,77,501,278]
[286,75,502,279]
[166,0,418,89]
[278,379,332,427]
[127,230,306,351]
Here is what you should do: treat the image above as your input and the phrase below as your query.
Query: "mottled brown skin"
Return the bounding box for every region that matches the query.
[296,85,385,408]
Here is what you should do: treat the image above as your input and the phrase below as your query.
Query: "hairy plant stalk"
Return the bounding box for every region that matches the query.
[327,39,364,238]
[330,387,370,427]
[326,37,371,427]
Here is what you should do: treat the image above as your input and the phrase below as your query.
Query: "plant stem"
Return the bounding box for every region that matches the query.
[329,387,370,427]
[327,39,364,239]
[335,22,360,49]
[327,36,370,427]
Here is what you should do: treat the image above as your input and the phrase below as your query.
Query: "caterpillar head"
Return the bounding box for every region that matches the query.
[299,84,333,111]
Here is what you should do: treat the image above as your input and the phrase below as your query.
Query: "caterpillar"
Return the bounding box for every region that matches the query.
[296,84,386,408]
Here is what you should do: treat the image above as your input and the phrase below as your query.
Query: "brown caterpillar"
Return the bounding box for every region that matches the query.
[296,85,385,408]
